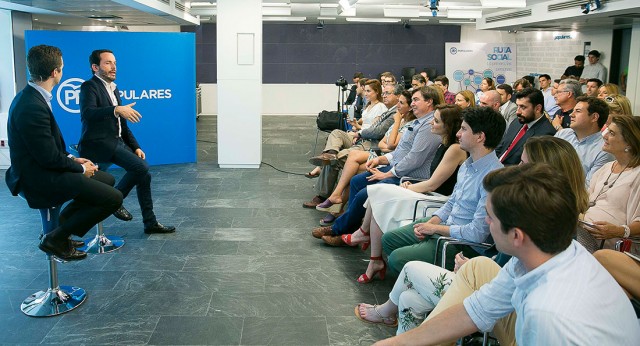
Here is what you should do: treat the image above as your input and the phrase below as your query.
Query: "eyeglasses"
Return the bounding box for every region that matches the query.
[382,92,392,96]
[605,96,615,103]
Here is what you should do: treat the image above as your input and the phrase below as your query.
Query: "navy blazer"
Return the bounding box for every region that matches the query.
[78,76,140,162]
[5,85,85,209]
[495,115,557,165]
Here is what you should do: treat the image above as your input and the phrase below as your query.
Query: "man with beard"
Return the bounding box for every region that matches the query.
[495,88,556,165]
[78,49,175,234]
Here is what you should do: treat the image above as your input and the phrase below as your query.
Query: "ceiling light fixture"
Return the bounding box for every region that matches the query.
[345,17,401,23]
[339,0,358,11]
[447,9,483,19]
[480,0,526,7]
[262,16,307,22]
[190,2,215,7]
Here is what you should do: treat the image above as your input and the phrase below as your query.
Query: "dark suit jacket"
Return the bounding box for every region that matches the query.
[5,85,85,209]
[494,115,557,165]
[346,85,357,105]
[78,75,140,162]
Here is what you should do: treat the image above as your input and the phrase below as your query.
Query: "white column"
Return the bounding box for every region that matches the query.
[0,10,18,168]
[216,0,262,168]
[626,22,640,117]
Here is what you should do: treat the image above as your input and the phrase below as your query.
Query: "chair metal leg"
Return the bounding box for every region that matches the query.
[21,255,87,317]
[80,222,124,254]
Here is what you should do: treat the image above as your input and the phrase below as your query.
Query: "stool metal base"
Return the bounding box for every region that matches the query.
[21,285,87,317]
[80,234,124,254]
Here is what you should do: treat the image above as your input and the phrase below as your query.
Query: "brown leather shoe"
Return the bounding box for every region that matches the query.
[309,153,338,167]
[303,195,326,209]
[322,235,347,247]
[312,226,333,239]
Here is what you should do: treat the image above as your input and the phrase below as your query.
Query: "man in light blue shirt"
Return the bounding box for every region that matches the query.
[381,106,506,273]
[539,74,560,115]
[373,164,640,346]
[555,96,613,185]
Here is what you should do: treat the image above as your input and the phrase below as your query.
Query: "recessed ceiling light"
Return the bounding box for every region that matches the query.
[34,18,39,21]
[57,22,61,24]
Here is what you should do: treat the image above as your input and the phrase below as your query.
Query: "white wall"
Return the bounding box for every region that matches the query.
[0,10,16,168]
[460,26,515,44]
[626,22,640,116]
[514,31,584,81]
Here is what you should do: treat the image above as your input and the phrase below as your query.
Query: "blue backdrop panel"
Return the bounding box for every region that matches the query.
[24,31,196,166]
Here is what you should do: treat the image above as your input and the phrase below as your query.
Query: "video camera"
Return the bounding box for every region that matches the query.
[335,76,348,91]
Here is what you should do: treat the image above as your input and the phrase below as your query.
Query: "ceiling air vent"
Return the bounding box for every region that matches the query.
[548,0,609,12]
[158,0,170,5]
[88,15,123,20]
[175,1,186,12]
[485,9,531,23]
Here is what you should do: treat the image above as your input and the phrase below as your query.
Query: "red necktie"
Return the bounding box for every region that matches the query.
[500,124,528,162]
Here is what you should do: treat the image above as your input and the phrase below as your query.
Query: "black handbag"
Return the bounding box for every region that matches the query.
[316,110,346,132]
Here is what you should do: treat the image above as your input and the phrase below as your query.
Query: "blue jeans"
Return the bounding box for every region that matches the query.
[111,140,156,227]
[331,165,400,235]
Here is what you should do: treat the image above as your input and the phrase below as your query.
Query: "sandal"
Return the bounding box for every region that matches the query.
[354,303,398,327]
[320,213,337,226]
[341,228,370,250]
[357,256,386,283]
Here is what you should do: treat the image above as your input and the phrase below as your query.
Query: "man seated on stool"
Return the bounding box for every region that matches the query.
[78,49,175,234]
[374,164,640,345]
[5,45,123,261]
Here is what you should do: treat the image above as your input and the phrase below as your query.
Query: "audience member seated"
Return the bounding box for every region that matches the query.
[539,74,560,115]
[307,83,398,179]
[510,78,531,102]
[602,94,633,132]
[419,69,434,86]
[578,115,640,253]
[594,249,640,300]
[555,96,613,185]
[561,54,585,80]
[78,49,174,234]
[434,76,456,105]
[5,45,123,261]
[410,74,426,91]
[495,88,556,165]
[552,78,582,130]
[345,72,363,107]
[585,78,603,97]
[373,164,640,346]
[380,107,505,273]
[380,71,396,87]
[478,90,501,112]
[314,90,416,225]
[311,87,443,246]
[348,79,387,131]
[345,105,467,283]
[496,84,517,126]
[475,77,495,105]
[454,90,475,109]
[598,83,621,100]
[356,136,590,337]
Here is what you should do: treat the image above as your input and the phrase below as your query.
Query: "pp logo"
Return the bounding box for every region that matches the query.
[450,47,458,55]
[56,78,85,114]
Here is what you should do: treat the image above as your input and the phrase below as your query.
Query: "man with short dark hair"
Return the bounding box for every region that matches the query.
[312,86,442,245]
[434,75,455,104]
[381,106,506,272]
[538,74,559,115]
[552,79,582,130]
[346,71,364,105]
[374,163,640,346]
[585,78,603,97]
[495,88,556,165]
[580,50,607,87]
[6,45,123,261]
[496,84,517,126]
[561,55,585,79]
[79,49,175,234]
[555,96,614,185]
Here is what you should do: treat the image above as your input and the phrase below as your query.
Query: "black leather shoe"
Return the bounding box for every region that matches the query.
[70,239,85,248]
[113,206,133,221]
[39,235,87,261]
[144,222,176,234]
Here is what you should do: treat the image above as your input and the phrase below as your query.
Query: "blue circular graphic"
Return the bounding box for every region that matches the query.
[453,70,464,82]
[496,75,506,84]
[450,47,458,55]
[483,70,494,78]
[468,69,475,75]
[473,75,483,85]
[464,78,471,86]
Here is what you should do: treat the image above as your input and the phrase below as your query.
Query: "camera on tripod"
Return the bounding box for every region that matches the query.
[335,76,348,90]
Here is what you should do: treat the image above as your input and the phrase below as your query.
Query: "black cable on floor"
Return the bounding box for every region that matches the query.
[260,161,308,176]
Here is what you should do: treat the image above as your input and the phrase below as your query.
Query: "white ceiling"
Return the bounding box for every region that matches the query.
[0,0,638,31]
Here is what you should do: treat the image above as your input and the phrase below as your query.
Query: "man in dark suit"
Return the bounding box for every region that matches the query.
[5,45,123,261]
[495,88,557,165]
[78,49,175,234]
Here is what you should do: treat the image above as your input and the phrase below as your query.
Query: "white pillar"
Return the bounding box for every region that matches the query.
[626,22,640,117]
[216,0,262,168]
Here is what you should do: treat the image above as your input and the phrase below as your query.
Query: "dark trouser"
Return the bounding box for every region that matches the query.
[331,166,399,235]
[381,218,480,275]
[59,170,123,238]
[111,140,157,227]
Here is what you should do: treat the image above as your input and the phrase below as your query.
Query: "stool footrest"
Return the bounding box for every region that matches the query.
[21,285,87,317]
[80,234,125,254]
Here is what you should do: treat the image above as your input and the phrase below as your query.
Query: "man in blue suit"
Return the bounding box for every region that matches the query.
[78,49,175,234]
[6,45,123,260]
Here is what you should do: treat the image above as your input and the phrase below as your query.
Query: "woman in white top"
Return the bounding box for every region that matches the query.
[350,79,387,131]
[475,77,494,105]
[578,114,640,253]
